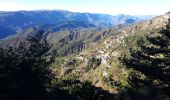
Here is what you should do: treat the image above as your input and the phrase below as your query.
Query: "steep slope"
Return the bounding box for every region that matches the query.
[0,10,153,39]
[50,12,170,93]
[0,10,167,95]
[0,26,111,55]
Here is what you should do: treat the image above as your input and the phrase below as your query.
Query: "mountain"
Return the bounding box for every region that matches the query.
[30,12,170,93]
[68,12,170,93]
[0,10,153,39]
[0,26,16,39]
[1,10,169,99]
[0,25,110,55]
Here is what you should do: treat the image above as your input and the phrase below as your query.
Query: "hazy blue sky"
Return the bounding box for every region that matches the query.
[0,0,170,15]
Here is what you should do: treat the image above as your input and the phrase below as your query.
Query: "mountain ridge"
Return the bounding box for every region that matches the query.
[0,10,153,39]
[48,12,170,93]
[0,9,170,99]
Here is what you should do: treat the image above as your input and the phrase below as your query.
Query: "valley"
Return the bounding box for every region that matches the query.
[0,10,170,100]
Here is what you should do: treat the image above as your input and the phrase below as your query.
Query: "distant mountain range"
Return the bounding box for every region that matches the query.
[0,10,153,39]
[0,9,170,99]
[0,26,17,39]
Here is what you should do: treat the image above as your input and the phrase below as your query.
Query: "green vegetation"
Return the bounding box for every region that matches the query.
[0,36,55,100]
[53,79,115,100]
[0,36,116,100]
[85,57,101,71]
[121,19,170,99]
[0,12,169,100]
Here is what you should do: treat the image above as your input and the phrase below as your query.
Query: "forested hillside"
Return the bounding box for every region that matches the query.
[0,10,169,100]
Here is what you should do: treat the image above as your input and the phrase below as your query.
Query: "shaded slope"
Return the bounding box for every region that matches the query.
[0,10,153,39]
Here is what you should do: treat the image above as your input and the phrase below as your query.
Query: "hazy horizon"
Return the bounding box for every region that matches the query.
[0,0,170,15]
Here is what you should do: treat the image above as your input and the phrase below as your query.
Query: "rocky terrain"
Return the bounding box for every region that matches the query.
[0,10,169,96]
[50,12,170,93]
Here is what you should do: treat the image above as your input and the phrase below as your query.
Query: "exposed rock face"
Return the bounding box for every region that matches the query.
[0,12,168,56]
[0,12,163,93]
[56,12,170,92]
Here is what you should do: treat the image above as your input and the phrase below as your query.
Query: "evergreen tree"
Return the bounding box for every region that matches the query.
[122,19,170,99]
[0,36,55,100]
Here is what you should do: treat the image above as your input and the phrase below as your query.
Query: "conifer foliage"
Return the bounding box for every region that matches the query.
[122,19,170,98]
[0,36,55,100]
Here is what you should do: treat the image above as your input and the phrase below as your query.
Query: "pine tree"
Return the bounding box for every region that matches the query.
[122,19,170,99]
[0,36,55,100]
